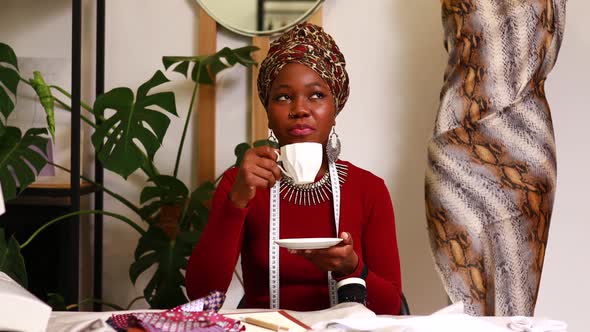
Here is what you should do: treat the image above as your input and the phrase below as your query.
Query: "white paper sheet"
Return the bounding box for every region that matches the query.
[0,272,52,332]
[312,314,510,332]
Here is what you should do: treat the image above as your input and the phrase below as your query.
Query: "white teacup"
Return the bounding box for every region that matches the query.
[275,142,323,184]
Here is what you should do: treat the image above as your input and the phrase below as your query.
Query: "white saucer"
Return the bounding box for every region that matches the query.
[274,238,343,250]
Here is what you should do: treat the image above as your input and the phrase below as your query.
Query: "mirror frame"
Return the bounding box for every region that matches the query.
[195,0,324,37]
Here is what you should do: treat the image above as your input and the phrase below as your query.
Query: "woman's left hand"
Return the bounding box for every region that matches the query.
[288,232,359,277]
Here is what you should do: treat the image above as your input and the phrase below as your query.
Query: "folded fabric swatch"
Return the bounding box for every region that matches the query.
[107,291,243,332]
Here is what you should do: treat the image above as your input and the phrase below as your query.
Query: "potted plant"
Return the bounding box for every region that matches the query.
[0,42,259,309]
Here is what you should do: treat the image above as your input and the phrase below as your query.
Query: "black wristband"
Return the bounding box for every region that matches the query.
[360,263,368,280]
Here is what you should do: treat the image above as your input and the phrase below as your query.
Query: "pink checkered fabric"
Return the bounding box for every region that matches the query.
[107,291,242,332]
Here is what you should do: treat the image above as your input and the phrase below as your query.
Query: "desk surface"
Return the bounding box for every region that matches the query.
[47,303,556,332]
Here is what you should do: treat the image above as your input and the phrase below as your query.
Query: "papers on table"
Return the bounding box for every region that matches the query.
[311,302,505,332]
[0,272,52,332]
[224,310,309,332]
[311,314,509,332]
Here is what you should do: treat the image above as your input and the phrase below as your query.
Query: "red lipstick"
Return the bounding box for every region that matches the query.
[288,124,315,136]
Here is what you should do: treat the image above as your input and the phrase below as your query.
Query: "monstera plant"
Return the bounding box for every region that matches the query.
[0,42,259,309]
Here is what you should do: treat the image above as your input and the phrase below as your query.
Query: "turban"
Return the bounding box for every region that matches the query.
[257,23,350,114]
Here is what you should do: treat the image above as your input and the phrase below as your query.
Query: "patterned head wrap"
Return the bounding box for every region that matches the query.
[257,23,350,114]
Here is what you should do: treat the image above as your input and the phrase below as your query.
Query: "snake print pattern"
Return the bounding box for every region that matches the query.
[425,0,566,316]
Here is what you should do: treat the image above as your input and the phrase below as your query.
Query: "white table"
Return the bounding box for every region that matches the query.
[47,303,560,332]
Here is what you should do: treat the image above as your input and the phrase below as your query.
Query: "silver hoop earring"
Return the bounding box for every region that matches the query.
[326,126,341,163]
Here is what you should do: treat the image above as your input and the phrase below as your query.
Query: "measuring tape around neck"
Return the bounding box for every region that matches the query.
[269,161,341,309]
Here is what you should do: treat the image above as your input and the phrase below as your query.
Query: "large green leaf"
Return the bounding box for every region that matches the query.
[0,228,28,288]
[179,181,214,232]
[232,139,277,168]
[233,142,250,167]
[29,71,56,140]
[253,138,278,149]
[138,175,188,221]
[140,175,188,205]
[46,293,67,311]
[133,178,210,309]
[0,43,19,120]
[91,70,177,179]
[0,127,49,200]
[162,46,258,85]
[129,226,199,308]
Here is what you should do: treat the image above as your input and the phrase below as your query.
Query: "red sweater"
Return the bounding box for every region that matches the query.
[186,160,402,314]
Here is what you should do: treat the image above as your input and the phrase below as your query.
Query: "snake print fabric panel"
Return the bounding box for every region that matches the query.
[425,0,566,316]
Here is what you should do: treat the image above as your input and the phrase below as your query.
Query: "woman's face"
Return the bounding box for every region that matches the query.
[267,63,336,147]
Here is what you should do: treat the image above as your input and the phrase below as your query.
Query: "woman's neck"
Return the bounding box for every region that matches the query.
[317,155,330,180]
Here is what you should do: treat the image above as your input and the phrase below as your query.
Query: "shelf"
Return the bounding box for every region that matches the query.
[9,181,99,206]
[26,181,97,196]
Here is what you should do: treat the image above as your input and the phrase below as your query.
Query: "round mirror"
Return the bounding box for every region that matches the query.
[196,0,323,37]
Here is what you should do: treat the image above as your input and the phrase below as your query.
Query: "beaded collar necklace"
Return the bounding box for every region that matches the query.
[279,163,348,205]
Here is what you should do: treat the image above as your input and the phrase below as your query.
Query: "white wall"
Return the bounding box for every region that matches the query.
[322,1,449,314]
[0,0,71,57]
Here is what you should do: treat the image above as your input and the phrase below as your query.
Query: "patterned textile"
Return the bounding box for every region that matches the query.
[425,0,566,316]
[107,291,243,332]
[257,22,350,114]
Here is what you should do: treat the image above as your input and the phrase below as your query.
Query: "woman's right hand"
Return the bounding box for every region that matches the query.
[229,146,282,208]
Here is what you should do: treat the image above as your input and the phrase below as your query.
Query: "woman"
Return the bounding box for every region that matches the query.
[186,23,401,315]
